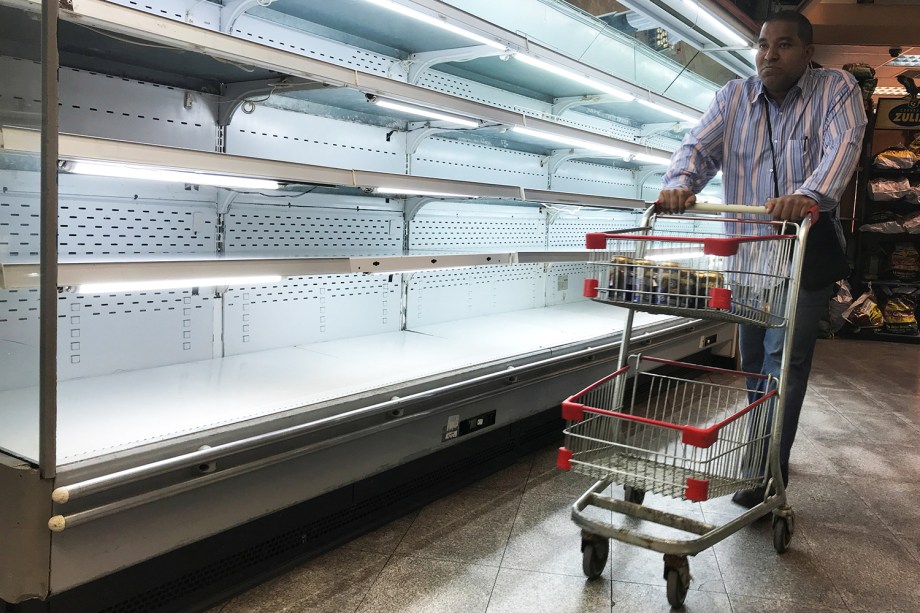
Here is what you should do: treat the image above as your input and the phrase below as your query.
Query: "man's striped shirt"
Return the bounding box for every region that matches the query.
[663,67,867,232]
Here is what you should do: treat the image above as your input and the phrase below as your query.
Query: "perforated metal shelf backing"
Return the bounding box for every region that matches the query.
[641,181,666,204]
[409,202,546,251]
[0,289,39,392]
[411,137,548,190]
[222,275,401,355]
[0,57,41,127]
[56,291,214,381]
[545,262,595,306]
[57,67,219,151]
[407,264,544,328]
[551,162,639,198]
[0,194,40,260]
[223,201,403,257]
[548,209,643,247]
[57,183,218,257]
[105,0,207,24]
[232,14,402,79]
[226,105,404,174]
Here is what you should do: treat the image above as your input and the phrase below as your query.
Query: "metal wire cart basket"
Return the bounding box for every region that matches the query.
[558,204,814,608]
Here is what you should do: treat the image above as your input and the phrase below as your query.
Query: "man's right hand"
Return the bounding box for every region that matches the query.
[656,189,696,214]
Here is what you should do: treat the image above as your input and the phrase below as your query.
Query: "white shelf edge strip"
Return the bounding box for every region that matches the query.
[0,251,598,289]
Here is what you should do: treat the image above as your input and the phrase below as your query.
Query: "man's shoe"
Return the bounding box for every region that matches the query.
[731,486,767,509]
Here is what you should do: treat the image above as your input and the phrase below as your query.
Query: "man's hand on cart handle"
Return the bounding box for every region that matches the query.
[765,195,819,222]
[655,188,696,214]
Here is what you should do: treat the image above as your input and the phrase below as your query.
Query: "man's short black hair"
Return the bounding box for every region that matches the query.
[764,10,813,45]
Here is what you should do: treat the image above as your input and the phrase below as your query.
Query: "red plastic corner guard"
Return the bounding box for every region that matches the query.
[681,426,719,448]
[585,233,608,249]
[561,402,585,422]
[583,278,599,298]
[709,287,732,310]
[557,447,573,471]
[702,237,740,257]
[685,478,710,502]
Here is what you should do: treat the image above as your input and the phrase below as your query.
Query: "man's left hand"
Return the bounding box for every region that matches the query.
[765,195,817,221]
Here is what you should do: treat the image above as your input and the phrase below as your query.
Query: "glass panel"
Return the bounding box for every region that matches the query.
[0,4,44,464]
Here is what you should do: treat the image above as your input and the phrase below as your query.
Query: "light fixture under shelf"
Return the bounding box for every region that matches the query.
[373,186,479,198]
[679,0,749,47]
[513,127,671,166]
[511,126,631,158]
[367,96,480,128]
[361,0,507,50]
[77,275,284,294]
[62,161,281,190]
[513,54,634,102]
[634,99,700,124]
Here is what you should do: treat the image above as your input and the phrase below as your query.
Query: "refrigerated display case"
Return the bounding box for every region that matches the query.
[0,0,737,610]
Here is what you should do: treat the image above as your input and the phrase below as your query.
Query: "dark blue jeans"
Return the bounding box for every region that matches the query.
[739,283,834,474]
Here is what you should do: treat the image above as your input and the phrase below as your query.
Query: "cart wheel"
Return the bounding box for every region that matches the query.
[665,567,689,608]
[663,555,690,609]
[624,486,645,505]
[581,537,609,579]
[773,515,793,554]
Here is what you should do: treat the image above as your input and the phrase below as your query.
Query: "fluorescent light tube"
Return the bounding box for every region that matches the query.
[363,0,507,50]
[513,54,634,102]
[77,275,283,294]
[889,55,920,67]
[511,126,631,157]
[681,0,748,47]
[874,86,907,96]
[635,99,700,124]
[632,152,673,165]
[66,161,280,190]
[371,99,480,128]
[374,187,477,198]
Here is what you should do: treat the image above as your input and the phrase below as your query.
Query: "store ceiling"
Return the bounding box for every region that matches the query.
[800,0,920,94]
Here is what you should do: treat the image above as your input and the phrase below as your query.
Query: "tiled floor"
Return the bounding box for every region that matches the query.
[207,338,920,613]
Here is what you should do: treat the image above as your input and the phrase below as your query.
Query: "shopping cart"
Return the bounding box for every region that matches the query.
[558,202,815,608]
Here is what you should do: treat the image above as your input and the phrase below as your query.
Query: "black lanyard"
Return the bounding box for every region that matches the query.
[763,98,781,199]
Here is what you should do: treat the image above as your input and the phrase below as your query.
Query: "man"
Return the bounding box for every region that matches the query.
[657,11,866,507]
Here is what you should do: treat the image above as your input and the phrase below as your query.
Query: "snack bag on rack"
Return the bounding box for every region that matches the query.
[881,288,919,335]
[889,242,920,281]
[826,280,854,334]
[843,286,884,329]
[872,147,917,170]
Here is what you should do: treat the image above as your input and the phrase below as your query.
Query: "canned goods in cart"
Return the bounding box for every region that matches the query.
[608,256,634,301]
[631,259,657,304]
[656,262,681,306]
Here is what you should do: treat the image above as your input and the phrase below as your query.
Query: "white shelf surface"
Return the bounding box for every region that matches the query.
[0,302,669,466]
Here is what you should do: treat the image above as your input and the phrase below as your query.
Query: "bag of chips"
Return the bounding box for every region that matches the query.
[882,290,918,335]
[843,287,884,329]
[889,242,920,281]
[873,147,917,170]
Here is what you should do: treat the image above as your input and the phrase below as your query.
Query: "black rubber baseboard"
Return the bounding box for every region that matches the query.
[4,407,563,613]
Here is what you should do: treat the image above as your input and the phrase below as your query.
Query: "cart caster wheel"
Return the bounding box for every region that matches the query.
[773,515,793,554]
[624,485,645,505]
[663,555,690,608]
[581,537,609,579]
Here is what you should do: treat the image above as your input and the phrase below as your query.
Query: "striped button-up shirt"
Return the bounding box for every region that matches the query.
[663,67,867,236]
